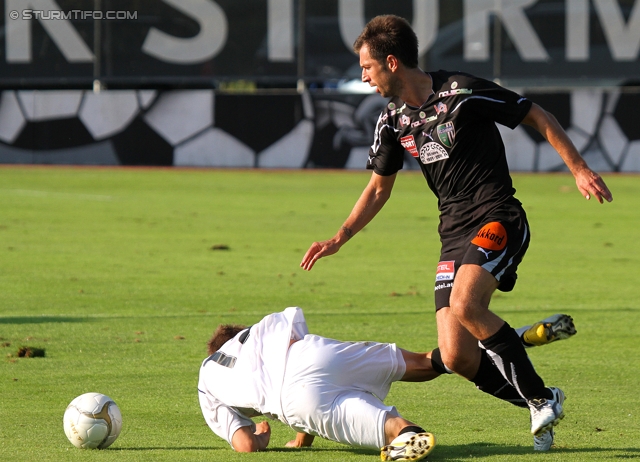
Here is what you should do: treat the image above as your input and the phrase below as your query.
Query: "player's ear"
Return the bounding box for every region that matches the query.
[386,55,399,72]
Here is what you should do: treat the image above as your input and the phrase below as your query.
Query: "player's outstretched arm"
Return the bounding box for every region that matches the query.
[521,103,613,204]
[231,421,271,452]
[300,171,396,271]
[399,349,442,382]
[285,431,315,448]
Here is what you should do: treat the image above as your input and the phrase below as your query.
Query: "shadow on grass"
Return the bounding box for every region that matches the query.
[111,446,375,455]
[0,316,87,324]
[103,444,640,459]
[110,447,223,451]
[267,447,374,455]
[434,442,640,460]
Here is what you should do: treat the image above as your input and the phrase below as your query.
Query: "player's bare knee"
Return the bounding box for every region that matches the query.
[439,349,479,378]
[449,291,489,326]
[449,299,478,326]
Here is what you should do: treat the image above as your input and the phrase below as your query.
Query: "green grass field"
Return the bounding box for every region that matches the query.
[1,166,638,461]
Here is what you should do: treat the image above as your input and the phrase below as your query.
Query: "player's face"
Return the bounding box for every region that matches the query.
[359,44,398,97]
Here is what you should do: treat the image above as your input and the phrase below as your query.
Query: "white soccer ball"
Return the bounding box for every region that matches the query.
[63,392,122,449]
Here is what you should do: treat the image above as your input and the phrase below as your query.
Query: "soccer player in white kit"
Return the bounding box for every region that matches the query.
[197,307,437,460]
[198,307,574,459]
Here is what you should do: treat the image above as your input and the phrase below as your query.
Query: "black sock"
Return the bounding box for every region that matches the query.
[398,425,426,436]
[430,348,453,375]
[480,322,550,401]
[472,350,527,408]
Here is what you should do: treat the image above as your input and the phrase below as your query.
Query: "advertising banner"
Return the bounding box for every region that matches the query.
[1,0,639,88]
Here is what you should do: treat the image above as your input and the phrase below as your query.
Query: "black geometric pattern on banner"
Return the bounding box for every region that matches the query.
[306,121,352,168]
[215,94,303,153]
[111,116,173,166]
[613,93,640,142]
[306,93,385,168]
[521,93,571,143]
[13,118,94,150]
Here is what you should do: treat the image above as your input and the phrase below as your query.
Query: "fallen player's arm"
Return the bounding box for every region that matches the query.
[231,421,271,452]
[285,431,315,448]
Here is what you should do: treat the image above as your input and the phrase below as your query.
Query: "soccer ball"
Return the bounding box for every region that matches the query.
[63,392,122,449]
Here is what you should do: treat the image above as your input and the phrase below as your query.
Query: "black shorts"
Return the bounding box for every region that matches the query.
[433,213,530,311]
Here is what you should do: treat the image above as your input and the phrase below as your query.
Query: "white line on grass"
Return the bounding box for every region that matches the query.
[2,189,113,201]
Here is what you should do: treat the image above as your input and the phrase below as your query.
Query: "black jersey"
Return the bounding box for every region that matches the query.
[366,70,532,238]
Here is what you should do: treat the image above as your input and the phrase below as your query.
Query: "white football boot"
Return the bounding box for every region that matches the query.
[529,387,565,436]
[380,432,436,461]
[533,387,566,451]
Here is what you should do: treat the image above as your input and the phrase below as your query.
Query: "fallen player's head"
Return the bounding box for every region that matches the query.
[207,324,247,355]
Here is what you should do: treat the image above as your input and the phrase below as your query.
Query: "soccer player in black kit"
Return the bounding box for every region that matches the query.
[301,15,613,452]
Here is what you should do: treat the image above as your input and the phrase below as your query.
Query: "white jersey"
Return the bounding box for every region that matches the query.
[197,307,309,446]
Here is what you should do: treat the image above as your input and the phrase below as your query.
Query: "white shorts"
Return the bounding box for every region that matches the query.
[280,334,406,449]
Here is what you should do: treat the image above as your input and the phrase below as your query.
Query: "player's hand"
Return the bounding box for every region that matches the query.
[574,168,613,203]
[231,422,271,452]
[300,239,341,271]
[255,421,271,437]
[252,421,271,450]
[286,432,315,447]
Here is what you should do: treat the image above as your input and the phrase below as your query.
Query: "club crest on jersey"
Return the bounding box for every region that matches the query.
[434,102,448,115]
[420,142,449,164]
[400,114,411,126]
[437,122,456,148]
[436,261,455,281]
[400,135,419,157]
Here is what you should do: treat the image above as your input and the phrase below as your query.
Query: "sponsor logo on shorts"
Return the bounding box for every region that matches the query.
[400,135,419,157]
[420,142,449,164]
[437,122,455,148]
[477,247,492,259]
[436,261,455,281]
[471,222,507,251]
[435,282,453,291]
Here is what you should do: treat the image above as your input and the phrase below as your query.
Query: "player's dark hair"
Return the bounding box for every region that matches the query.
[353,15,419,68]
[207,324,246,355]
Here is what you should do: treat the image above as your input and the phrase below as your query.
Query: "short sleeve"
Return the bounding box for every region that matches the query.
[366,112,405,175]
[198,389,255,448]
[465,77,532,129]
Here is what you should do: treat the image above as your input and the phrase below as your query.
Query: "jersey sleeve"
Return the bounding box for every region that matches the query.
[465,77,532,129]
[285,306,310,341]
[366,111,405,176]
[198,389,255,448]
